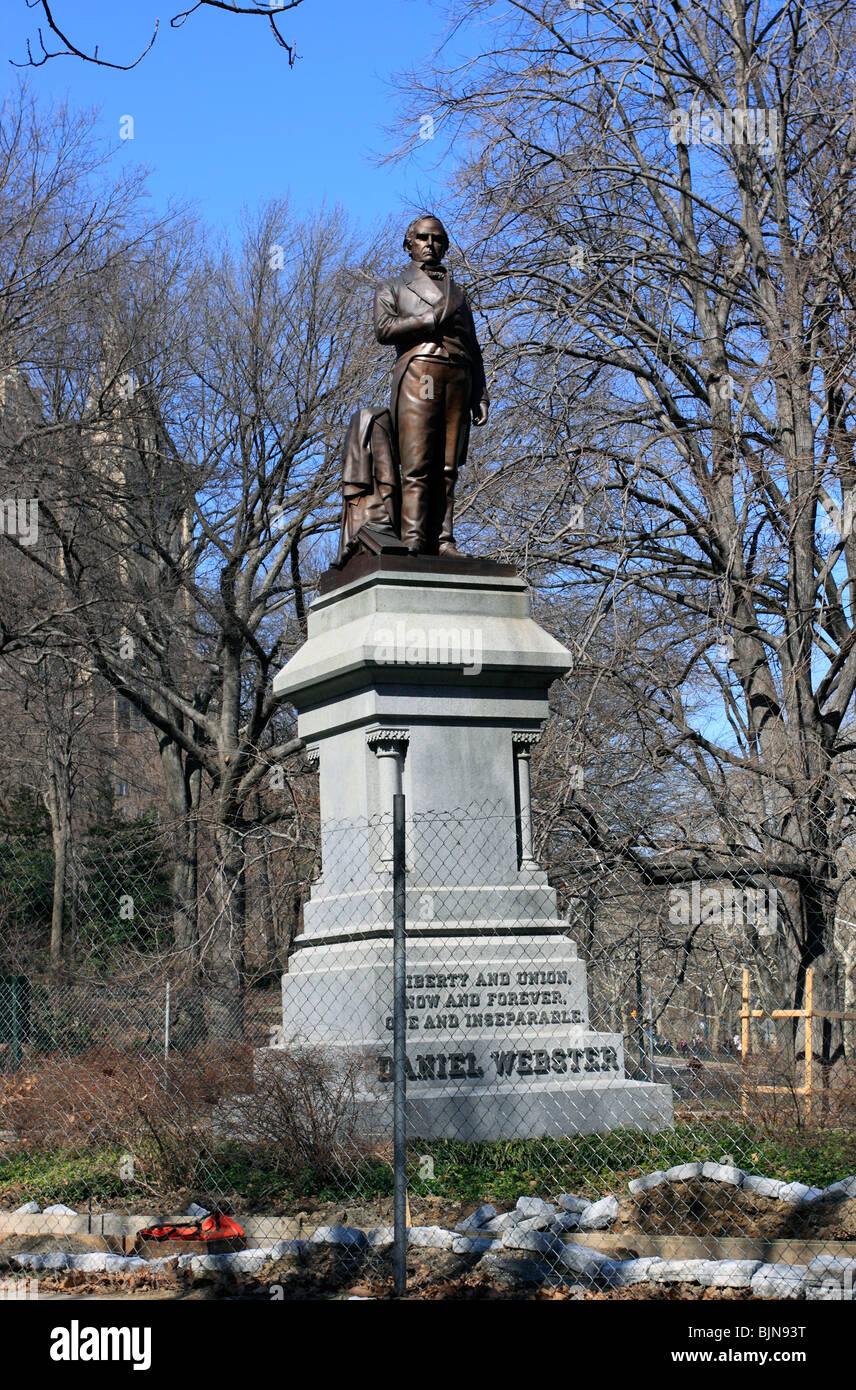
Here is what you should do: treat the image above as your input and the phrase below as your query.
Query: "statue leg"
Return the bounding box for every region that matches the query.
[396,361,440,554]
[437,365,471,553]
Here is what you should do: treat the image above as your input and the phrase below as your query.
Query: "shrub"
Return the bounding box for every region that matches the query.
[0,1043,253,1196]
[229,1046,374,1182]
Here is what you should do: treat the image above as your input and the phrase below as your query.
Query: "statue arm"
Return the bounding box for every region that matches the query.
[374,282,433,345]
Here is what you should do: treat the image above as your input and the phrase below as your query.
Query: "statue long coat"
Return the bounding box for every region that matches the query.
[373,263,488,427]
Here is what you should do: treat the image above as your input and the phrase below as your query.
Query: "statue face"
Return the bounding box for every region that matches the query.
[406,217,448,267]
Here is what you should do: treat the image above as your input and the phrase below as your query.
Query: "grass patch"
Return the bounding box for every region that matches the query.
[205,1147,395,1208]
[406,1122,856,1204]
[3,1121,855,1212]
[0,1147,129,1208]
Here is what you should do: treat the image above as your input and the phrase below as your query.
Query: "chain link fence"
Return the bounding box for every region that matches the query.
[1,792,855,1299]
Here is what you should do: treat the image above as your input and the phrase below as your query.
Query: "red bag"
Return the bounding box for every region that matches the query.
[138,1212,245,1242]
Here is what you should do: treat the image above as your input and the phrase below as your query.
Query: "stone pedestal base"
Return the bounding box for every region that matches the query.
[398,1078,673,1143]
[257,931,673,1142]
[266,558,674,1143]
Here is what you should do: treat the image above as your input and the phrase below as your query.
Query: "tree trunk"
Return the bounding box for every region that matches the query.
[834,915,856,1060]
[48,810,69,970]
[158,739,205,1046]
[43,766,71,971]
[259,830,282,978]
[208,818,246,1039]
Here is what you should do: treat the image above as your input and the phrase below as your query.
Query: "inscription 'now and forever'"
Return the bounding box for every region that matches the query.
[376,962,614,1081]
[385,967,583,1032]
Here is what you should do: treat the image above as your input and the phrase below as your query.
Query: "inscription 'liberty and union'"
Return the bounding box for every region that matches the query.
[385,965,581,1032]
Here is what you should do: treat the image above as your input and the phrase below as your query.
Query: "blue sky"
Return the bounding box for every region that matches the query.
[1,0,462,239]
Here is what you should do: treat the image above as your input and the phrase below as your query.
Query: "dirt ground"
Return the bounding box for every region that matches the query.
[170,1180,856,1243]
[2,1178,855,1255]
[10,1245,764,1301]
[134,1181,856,1243]
[622,1181,856,1241]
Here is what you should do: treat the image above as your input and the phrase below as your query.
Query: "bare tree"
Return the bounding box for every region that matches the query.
[0,84,190,968]
[0,639,116,970]
[6,201,386,1036]
[12,0,306,71]
[395,0,856,1049]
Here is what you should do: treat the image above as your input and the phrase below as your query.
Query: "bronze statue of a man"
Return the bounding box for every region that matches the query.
[373,216,489,556]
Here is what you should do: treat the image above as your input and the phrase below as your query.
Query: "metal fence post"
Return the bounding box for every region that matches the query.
[392,792,407,1297]
[646,984,655,1080]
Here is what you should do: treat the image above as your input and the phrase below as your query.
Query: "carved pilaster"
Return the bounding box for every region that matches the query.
[512,730,542,868]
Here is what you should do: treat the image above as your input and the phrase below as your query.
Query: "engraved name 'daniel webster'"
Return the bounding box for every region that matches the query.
[377,965,620,1083]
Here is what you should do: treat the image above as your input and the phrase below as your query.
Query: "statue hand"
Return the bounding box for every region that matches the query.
[472,401,489,427]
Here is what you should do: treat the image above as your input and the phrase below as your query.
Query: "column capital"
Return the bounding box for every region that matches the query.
[366,727,410,756]
[512,728,543,751]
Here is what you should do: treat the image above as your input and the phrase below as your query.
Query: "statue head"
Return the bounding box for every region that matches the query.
[403,215,449,268]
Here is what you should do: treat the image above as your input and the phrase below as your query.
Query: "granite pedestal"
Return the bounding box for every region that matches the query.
[262,555,673,1140]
